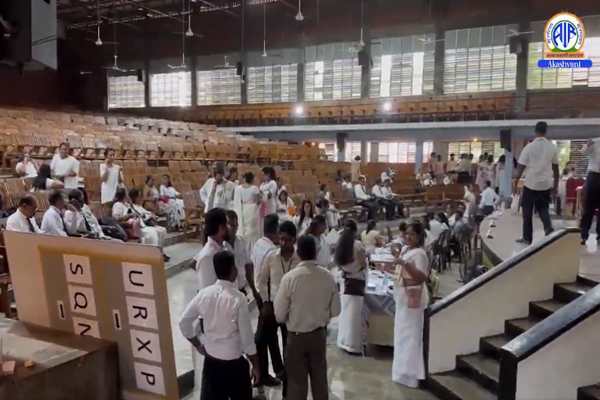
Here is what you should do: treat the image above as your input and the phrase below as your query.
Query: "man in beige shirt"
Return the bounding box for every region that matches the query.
[274,235,341,400]
[258,220,300,399]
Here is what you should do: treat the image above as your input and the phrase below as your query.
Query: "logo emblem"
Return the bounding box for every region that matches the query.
[544,12,585,59]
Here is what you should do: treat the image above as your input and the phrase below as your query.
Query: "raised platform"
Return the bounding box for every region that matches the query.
[481,212,599,282]
[0,319,118,400]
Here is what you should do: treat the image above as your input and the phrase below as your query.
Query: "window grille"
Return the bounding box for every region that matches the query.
[150,72,192,107]
[108,75,145,109]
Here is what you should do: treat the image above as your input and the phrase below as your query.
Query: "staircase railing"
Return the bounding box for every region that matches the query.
[424,227,580,375]
[498,280,600,400]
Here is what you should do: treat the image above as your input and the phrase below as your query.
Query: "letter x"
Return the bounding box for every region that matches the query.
[136,337,152,354]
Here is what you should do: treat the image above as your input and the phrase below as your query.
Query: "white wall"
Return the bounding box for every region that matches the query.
[516,308,600,400]
[428,231,580,374]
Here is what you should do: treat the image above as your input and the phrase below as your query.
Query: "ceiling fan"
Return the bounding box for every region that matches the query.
[89,0,117,46]
[294,0,304,21]
[173,1,203,38]
[214,55,233,68]
[348,0,365,53]
[506,28,535,37]
[168,0,190,69]
[101,1,133,72]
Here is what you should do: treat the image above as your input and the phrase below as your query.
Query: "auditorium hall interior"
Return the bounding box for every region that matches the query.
[1,0,600,399]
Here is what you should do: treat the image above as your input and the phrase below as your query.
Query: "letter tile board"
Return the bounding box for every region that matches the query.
[4,231,178,400]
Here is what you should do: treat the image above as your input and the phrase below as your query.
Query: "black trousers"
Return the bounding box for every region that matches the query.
[457,171,471,184]
[376,198,395,220]
[255,310,284,383]
[521,186,553,243]
[391,199,405,217]
[580,171,600,240]
[200,355,252,400]
[480,205,494,216]
[357,200,377,220]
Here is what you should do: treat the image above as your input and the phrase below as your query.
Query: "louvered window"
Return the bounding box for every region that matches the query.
[527,38,600,89]
[197,68,241,105]
[318,142,335,161]
[378,141,434,163]
[444,25,517,94]
[569,140,589,176]
[316,141,370,161]
[150,72,192,107]
[248,64,298,104]
[108,75,145,109]
[447,141,502,160]
[370,35,435,98]
[345,142,363,162]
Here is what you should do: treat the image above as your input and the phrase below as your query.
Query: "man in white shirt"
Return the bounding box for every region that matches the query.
[580,136,600,244]
[199,162,234,212]
[353,176,377,220]
[479,180,500,216]
[6,195,40,233]
[179,250,259,400]
[274,235,340,400]
[100,148,123,204]
[50,142,80,190]
[15,154,38,178]
[515,121,559,245]
[257,220,300,398]
[382,179,405,218]
[40,191,79,236]
[371,179,395,220]
[195,208,229,290]
[250,213,282,388]
[223,210,257,295]
[341,176,353,190]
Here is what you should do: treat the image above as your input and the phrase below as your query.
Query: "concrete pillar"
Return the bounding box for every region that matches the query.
[415,138,424,173]
[515,21,530,112]
[143,58,151,108]
[500,150,514,198]
[337,150,346,162]
[190,56,198,106]
[297,60,305,102]
[432,21,446,95]
[369,142,379,163]
[360,141,368,162]
[240,0,248,104]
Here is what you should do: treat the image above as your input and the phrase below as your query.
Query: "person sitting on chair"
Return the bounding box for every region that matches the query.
[371,179,396,221]
[353,176,378,221]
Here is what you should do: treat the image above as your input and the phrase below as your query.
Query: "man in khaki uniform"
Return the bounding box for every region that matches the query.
[274,236,341,400]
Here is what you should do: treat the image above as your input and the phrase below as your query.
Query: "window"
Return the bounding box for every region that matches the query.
[317,141,370,161]
[444,25,517,94]
[318,142,335,161]
[370,35,435,98]
[197,68,241,105]
[248,64,298,104]
[108,75,145,109]
[305,60,361,101]
[150,72,192,107]
[527,37,600,89]
[447,141,504,161]
[378,141,434,163]
[345,142,362,162]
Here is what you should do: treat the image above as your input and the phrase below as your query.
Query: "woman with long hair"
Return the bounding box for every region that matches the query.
[294,200,314,235]
[360,219,381,253]
[259,167,278,228]
[159,174,185,230]
[392,221,429,388]
[335,219,367,355]
[276,190,294,221]
[233,171,261,250]
[304,215,330,268]
[31,164,64,191]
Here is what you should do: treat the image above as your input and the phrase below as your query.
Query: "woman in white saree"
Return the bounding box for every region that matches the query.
[392,221,429,388]
[335,220,367,355]
[233,172,261,251]
[259,166,278,217]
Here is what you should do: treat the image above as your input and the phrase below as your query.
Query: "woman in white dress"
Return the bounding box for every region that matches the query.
[294,200,314,235]
[392,221,429,388]
[31,164,64,191]
[276,190,295,221]
[159,174,185,229]
[100,148,122,204]
[259,167,278,218]
[335,219,367,355]
[476,155,495,191]
[233,172,261,251]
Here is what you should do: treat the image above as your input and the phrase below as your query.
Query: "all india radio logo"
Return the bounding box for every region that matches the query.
[538,12,592,69]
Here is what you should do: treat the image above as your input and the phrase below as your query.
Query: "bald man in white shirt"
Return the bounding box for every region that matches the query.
[6,195,40,233]
[514,121,559,245]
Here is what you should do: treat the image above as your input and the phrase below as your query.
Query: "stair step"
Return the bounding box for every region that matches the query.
[529,299,567,319]
[428,372,496,400]
[579,385,600,400]
[577,275,599,287]
[505,316,543,337]
[479,334,512,360]
[456,353,500,393]
[554,282,594,303]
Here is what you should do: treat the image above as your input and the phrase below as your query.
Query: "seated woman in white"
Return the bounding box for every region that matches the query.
[30,164,64,191]
[317,198,339,231]
[159,174,185,229]
[111,188,170,261]
[15,154,39,178]
[276,190,295,221]
[360,220,382,254]
[293,200,314,235]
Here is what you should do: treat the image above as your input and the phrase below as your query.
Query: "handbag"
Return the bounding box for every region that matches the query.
[343,277,366,296]
[126,218,143,240]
